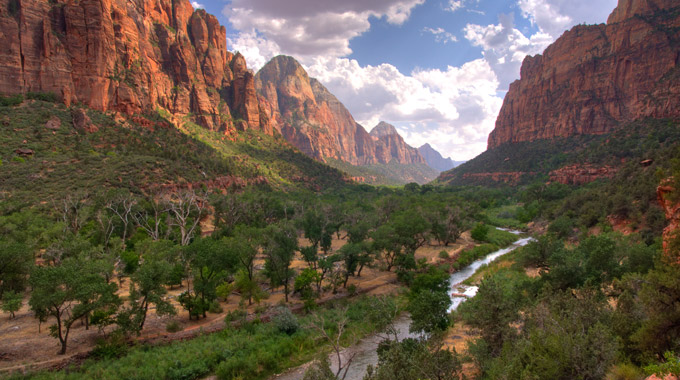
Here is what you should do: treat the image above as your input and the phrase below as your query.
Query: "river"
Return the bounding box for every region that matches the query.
[270,230,534,380]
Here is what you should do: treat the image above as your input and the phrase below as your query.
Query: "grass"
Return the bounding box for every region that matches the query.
[461,249,519,286]
[12,295,399,380]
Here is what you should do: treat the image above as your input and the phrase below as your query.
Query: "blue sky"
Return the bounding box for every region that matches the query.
[193,0,618,160]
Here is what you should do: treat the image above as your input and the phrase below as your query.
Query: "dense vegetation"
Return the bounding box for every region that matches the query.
[439,118,680,186]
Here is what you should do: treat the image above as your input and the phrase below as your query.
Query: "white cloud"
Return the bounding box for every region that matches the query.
[423,27,458,44]
[190,1,203,9]
[223,0,424,60]
[228,31,282,71]
[518,0,618,38]
[446,0,464,12]
[304,57,502,160]
[464,13,552,89]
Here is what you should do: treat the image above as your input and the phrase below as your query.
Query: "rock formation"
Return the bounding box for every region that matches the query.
[0,0,266,132]
[488,0,680,149]
[549,165,617,185]
[369,122,425,165]
[255,56,427,166]
[418,143,461,172]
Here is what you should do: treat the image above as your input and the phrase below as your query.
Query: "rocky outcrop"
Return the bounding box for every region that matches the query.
[418,143,461,172]
[460,172,531,186]
[0,0,266,132]
[255,56,427,166]
[488,0,680,149]
[549,165,617,185]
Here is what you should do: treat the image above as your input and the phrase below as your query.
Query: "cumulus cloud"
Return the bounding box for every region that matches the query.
[190,1,203,9]
[305,57,502,160]
[223,0,424,59]
[423,27,458,44]
[518,0,618,38]
[464,13,552,89]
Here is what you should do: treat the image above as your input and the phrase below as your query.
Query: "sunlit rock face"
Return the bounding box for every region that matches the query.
[0,0,266,132]
[488,0,680,149]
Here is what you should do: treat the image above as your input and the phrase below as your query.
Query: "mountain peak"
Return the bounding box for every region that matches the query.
[418,143,461,172]
[370,122,399,138]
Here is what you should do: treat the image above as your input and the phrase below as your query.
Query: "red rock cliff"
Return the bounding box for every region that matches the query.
[0,0,266,132]
[488,0,680,149]
[255,55,426,166]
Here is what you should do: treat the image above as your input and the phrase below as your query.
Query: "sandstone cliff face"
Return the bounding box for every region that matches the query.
[0,0,265,132]
[369,122,425,165]
[488,0,680,149]
[549,164,617,185]
[255,56,427,166]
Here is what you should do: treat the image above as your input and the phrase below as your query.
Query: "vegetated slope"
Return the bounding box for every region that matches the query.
[0,99,346,205]
[487,0,680,149]
[437,118,680,186]
[0,0,267,133]
[255,56,436,184]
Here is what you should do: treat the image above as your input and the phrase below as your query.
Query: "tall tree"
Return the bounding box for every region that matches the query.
[263,222,298,302]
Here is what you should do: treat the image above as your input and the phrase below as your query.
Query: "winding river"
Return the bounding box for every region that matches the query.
[271,230,534,380]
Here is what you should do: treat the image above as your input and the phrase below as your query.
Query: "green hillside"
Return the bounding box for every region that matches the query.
[436,118,680,186]
[0,97,347,206]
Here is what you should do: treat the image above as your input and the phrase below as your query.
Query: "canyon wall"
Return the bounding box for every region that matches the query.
[488,0,680,149]
[0,0,266,132]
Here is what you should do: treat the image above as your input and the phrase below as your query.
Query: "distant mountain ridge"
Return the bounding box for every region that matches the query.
[418,143,463,172]
[255,56,426,167]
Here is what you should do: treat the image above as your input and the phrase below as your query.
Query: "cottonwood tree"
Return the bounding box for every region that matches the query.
[117,243,176,333]
[167,190,207,246]
[430,206,466,247]
[263,222,298,302]
[56,193,90,234]
[132,196,169,241]
[106,192,137,243]
[29,257,119,354]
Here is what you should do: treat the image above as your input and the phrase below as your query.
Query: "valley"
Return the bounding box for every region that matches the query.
[1,0,680,379]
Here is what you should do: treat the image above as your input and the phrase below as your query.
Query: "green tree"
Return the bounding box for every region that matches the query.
[365,338,464,380]
[470,222,490,242]
[1,290,22,319]
[263,222,298,302]
[120,257,176,333]
[29,257,119,354]
[0,240,33,296]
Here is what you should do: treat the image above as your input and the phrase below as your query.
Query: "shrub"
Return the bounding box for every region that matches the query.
[25,91,59,103]
[273,307,299,335]
[438,250,449,259]
[347,284,358,296]
[471,223,490,242]
[0,94,23,106]
[166,320,183,333]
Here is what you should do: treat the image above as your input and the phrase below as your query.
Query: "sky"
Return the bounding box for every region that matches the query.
[192,0,618,160]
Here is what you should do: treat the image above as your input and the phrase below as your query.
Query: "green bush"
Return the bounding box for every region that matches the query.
[273,306,299,335]
[165,320,183,333]
[471,223,490,241]
[0,94,23,106]
[438,250,449,259]
[25,92,59,103]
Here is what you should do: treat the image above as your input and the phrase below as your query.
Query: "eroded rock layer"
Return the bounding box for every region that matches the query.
[488,0,680,149]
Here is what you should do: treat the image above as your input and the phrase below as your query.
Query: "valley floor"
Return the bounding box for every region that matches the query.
[0,231,478,374]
